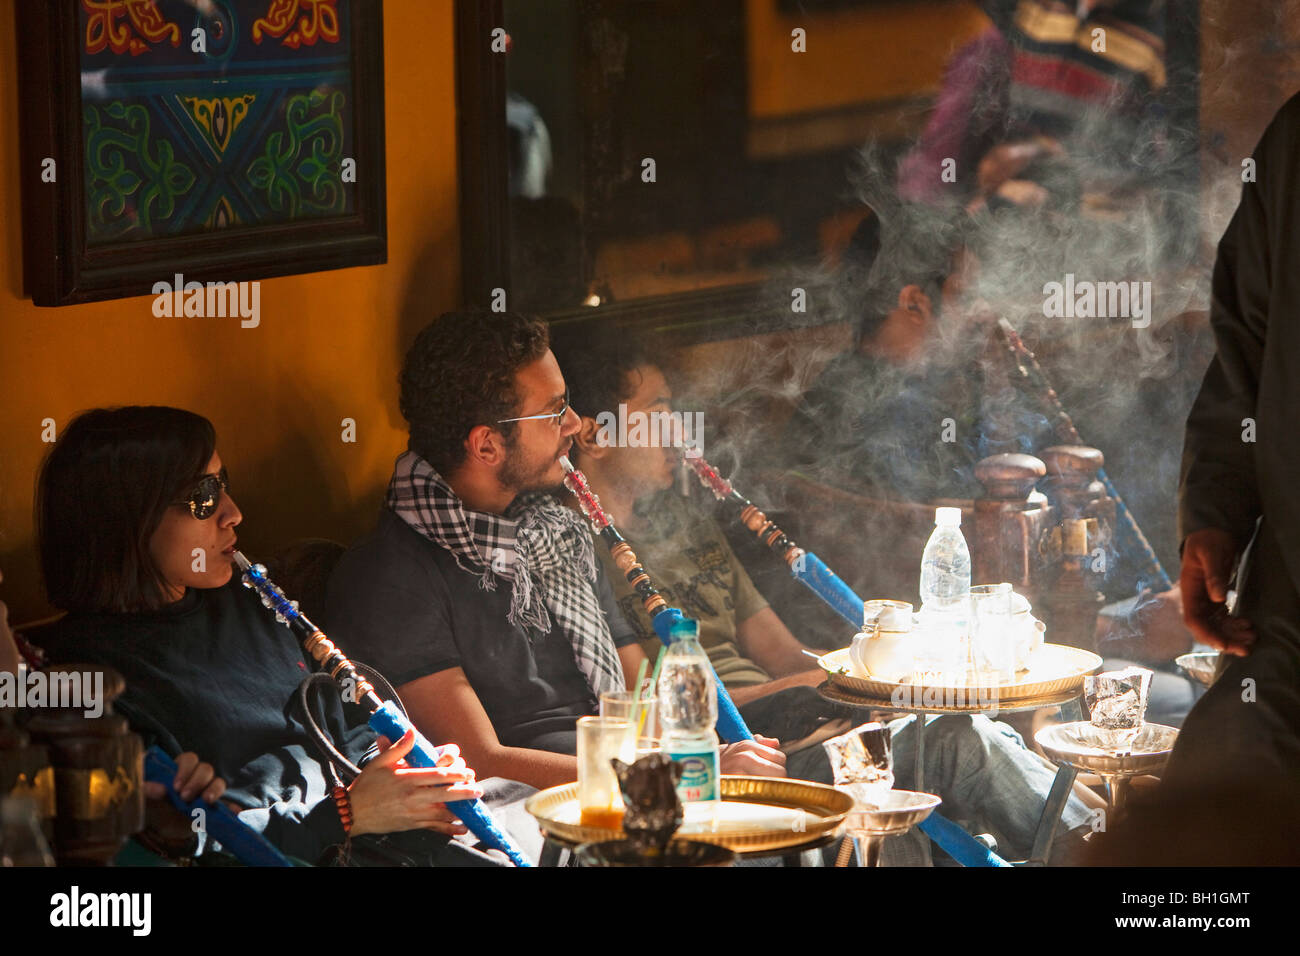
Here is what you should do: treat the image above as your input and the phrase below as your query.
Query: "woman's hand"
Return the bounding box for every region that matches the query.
[142,751,227,803]
[139,752,227,856]
[348,730,484,837]
[720,734,786,777]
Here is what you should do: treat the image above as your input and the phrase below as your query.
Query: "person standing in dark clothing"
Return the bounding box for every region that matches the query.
[1164,94,1300,792]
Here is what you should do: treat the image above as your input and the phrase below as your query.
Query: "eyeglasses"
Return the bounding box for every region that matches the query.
[496,389,571,426]
[173,467,230,520]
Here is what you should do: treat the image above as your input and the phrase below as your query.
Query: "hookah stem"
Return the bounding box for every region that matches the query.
[559,458,753,743]
[233,553,533,866]
[236,556,386,713]
[684,463,1009,866]
[558,457,677,625]
[994,319,1173,592]
[685,456,862,627]
[685,457,805,568]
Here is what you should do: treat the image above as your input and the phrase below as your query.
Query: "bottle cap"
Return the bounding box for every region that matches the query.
[935,506,962,527]
[667,616,700,641]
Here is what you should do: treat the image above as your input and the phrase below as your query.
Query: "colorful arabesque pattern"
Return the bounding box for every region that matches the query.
[84,102,197,241]
[83,0,182,56]
[78,0,353,245]
[252,0,341,48]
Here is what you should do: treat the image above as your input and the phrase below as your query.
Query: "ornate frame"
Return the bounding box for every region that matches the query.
[16,0,386,307]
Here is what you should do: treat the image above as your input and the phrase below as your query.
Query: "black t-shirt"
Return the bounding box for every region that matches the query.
[29,579,378,863]
[325,508,639,754]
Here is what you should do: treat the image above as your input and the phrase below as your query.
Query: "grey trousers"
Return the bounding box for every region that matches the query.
[779,711,1093,866]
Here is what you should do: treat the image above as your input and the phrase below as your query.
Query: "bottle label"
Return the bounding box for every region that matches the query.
[667,748,720,802]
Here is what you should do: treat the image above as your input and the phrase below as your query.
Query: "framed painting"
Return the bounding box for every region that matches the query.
[17,0,386,306]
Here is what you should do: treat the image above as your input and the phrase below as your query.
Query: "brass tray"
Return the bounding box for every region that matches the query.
[525,775,853,853]
[818,679,1082,715]
[816,643,1102,707]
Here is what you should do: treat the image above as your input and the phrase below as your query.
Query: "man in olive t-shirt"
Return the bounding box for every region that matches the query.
[600,490,781,689]
[553,337,1100,864]
[559,358,836,737]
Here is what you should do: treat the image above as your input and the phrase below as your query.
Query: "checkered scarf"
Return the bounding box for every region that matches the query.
[385,451,626,697]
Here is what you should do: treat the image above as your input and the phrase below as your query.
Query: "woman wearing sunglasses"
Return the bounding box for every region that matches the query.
[28,406,535,865]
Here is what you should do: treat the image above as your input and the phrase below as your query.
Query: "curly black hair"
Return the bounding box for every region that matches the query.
[400,310,551,473]
[550,326,659,466]
[551,327,654,423]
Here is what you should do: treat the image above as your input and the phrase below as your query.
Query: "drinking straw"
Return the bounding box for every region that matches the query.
[641,646,667,737]
[649,645,666,691]
[632,658,648,703]
[631,657,650,738]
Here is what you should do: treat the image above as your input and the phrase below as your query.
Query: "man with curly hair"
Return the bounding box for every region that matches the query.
[325,311,788,791]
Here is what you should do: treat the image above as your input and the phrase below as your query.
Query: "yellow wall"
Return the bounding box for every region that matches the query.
[0,0,461,622]
[746,0,990,117]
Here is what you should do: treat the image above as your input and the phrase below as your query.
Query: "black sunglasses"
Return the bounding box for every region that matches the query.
[173,467,230,520]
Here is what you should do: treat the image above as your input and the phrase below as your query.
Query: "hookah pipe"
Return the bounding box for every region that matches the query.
[233,551,533,867]
[684,455,862,628]
[682,457,1009,867]
[994,318,1174,592]
[558,456,754,743]
[144,747,293,866]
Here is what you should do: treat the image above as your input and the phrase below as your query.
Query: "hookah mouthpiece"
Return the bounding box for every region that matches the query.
[558,455,612,530]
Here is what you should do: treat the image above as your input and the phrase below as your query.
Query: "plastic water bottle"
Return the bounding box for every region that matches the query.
[657,618,721,806]
[917,507,972,683]
[920,506,971,610]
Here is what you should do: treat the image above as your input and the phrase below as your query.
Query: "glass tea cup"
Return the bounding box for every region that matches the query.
[969,583,1016,684]
[576,716,637,829]
[600,690,659,740]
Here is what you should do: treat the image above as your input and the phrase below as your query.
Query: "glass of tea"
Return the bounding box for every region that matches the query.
[576,716,637,829]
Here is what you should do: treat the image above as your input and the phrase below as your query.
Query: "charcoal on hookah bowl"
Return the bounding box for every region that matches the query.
[614,753,683,854]
[575,753,735,866]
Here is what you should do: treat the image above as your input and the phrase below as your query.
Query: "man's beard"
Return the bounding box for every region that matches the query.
[499,438,563,495]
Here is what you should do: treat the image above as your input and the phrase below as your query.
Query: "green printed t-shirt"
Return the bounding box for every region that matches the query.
[594,491,773,688]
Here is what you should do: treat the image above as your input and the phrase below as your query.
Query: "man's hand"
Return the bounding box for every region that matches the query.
[1096,587,1196,663]
[719,735,786,777]
[348,730,484,838]
[1131,587,1194,662]
[1180,528,1257,657]
[975,137,1065,195]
